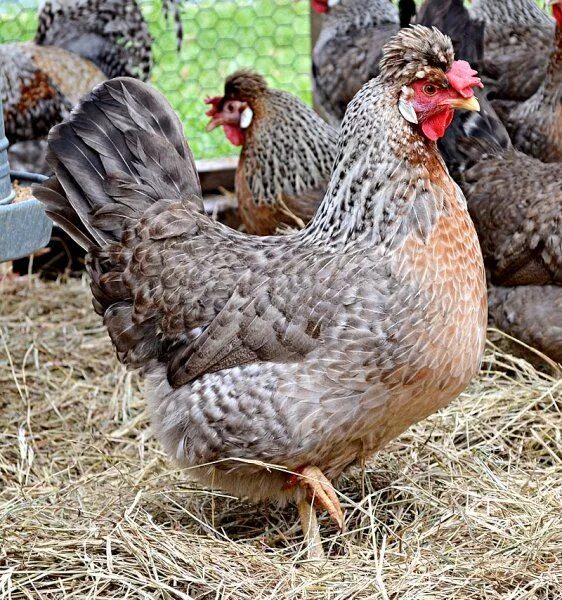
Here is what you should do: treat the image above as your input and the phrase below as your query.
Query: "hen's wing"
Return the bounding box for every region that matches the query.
[488,285,562,364]
[463,146,562,286]
[313,23,399,125]
[35,77,341,388]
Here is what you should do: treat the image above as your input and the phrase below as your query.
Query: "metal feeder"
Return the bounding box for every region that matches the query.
[0,100,52,262]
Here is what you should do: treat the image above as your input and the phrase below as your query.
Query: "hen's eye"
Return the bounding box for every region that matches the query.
[423,84,437,96]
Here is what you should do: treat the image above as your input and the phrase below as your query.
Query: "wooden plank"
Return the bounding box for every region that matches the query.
[196,156,238,193]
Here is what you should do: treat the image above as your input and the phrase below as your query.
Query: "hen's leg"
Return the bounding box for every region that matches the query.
[297,499,324,559]
[290,465,344,559]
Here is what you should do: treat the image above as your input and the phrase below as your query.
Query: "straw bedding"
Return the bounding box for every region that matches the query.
[1,278,560,599]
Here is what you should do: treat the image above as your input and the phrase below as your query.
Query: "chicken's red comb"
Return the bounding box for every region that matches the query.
[446,60,483,99]
[204,95,223,117]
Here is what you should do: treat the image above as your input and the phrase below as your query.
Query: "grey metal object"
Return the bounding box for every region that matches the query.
[0,101,15,206]
[0,100,52,262]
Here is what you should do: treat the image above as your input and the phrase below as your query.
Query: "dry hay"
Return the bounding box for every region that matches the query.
[0,278,561,599]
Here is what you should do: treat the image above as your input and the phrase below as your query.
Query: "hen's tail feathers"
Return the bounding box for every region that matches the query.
[34,77,202,252]
[35,0,154,81]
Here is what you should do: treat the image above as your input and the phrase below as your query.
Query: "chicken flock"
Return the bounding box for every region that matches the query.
[0,0,559,557]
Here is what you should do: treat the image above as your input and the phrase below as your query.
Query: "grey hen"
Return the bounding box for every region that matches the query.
[35,25,486,556]
[311,0,401,126]
[471,0,555,101]
[491,1,562,164]
[1,0,184,147]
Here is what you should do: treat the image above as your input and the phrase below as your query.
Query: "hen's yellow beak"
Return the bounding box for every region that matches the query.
[446,96,481,112]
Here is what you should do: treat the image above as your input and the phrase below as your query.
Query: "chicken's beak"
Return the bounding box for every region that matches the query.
[445,96,480,112]
[206,115,224,132]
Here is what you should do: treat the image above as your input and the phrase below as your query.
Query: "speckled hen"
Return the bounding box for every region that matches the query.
[35,26,487,556]
[205,71,338,235]
[471,0,556,101]
[311,0,409,127]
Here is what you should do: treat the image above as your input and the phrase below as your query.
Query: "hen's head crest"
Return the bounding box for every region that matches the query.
[380,25,454,88]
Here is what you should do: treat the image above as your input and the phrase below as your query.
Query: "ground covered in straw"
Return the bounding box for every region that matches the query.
[1,278,561,599]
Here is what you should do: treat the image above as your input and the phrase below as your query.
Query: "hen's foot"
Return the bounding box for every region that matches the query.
[296,465,344,530]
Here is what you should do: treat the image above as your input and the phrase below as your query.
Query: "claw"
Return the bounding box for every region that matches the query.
[296,465,344,530]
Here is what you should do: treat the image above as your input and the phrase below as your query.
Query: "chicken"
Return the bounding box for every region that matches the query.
[471,0,555,101]
[311,0,402,126]
[491,0,562,164]
[205,71,338,235]
[35,25,486,556]
[488,286,562,365]
[460,142,562,287]
[1,0,184,149]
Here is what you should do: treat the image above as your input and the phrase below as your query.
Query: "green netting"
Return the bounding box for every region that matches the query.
[0,0,312,159]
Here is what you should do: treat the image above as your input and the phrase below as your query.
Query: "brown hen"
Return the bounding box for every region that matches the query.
[206,71,338,235]
[35,26,486,556]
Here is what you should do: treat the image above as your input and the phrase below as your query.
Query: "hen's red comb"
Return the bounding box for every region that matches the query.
[446,61,483,98]
[204,95,223,117]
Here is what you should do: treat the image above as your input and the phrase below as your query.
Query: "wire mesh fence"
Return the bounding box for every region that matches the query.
[0,0,312,160]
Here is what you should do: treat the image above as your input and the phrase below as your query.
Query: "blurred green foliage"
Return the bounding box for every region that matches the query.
[0,0,312,160]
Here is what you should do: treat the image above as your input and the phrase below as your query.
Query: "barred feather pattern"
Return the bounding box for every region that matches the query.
[237,86,338,233]
[36,0,153,81]
[35,26,486,505]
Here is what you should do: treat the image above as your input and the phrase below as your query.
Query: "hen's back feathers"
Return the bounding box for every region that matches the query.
[471,0,555,101]
[312,0,400,126]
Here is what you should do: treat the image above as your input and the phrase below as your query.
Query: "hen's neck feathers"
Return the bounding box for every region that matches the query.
[304,77,456,248]
[242,89,338,202]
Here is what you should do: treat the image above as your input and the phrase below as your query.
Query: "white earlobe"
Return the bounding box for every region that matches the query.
[398,99,418,124]
[328,0,340,6]
[240,107,254,129]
